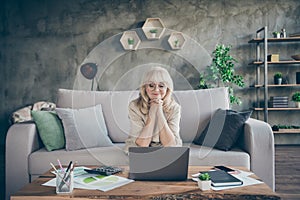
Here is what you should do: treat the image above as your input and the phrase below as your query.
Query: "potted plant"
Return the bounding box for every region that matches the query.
[197,173,211,191]
[292,91,300,108]
[273,31,280,38]
[274,72,282,85]
[174,39,179,48]
[127,37,134,49]
[197,44,245,105]
[149,29,158,38]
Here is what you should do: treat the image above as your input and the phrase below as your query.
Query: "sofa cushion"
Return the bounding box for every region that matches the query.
[29,144,129,175]
[57,87,229,143]
[187,144,250,168]
[56,104,113,151]
[28,143,249,176]
[172,88,230,142]
[57,89,139,143]
[31,111,65,151]
[193,109,252,151]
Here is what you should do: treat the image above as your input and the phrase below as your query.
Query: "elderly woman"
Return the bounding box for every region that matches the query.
[125,66,182,153]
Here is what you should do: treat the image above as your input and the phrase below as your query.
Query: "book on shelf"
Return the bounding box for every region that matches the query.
[269,97,289,107]
[270,101,288,104]
[289,33,300,38]
[269,101,288,104]
[200,170,243,187]
[270,98,288,102]
[269,104,289,108]
[270,96,288,100]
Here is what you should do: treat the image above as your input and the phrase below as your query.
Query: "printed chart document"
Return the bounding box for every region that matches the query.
[73,173,134,192]
[43,166,134,192]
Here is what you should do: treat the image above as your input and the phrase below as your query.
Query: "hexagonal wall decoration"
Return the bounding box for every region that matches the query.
[120,31,141,51]
[142,18,166,40]
[168,32,186,50]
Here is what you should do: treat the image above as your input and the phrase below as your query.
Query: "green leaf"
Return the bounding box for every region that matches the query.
[197,44,245,105]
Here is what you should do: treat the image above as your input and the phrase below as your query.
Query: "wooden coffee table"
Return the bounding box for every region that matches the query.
[11,166,280,200]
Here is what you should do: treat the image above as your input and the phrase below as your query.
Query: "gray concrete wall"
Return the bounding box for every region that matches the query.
[1,0,300,192]
[1,0,300,144]
[1,0,300,198]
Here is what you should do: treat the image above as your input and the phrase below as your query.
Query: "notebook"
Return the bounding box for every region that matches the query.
[201,170,243,187]
[128,146,190,181]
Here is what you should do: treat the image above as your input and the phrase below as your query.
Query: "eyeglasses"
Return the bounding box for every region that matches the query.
[146,82,167,91]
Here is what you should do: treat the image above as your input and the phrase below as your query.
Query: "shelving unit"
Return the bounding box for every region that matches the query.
[253,84,300,88]
[120,31,141,51]
[251,60,300,65]
[248,26,300,131]
[168,32,186,50]
[142,18,166,40]
[273,129,300,134]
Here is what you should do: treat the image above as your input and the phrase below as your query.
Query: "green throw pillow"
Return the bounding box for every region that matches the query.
[31,111,65,151]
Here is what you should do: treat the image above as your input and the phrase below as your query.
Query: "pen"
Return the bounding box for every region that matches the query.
[65,161,73,173]
[50,163,70,188]
[70,161,77,172]
[64,162,73,181]
[63,161,77,185]
[59,161,74,188]
[64,161,77,180]
[62,161,72,180]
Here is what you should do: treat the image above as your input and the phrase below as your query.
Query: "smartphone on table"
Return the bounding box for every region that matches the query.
[214,165,239,174]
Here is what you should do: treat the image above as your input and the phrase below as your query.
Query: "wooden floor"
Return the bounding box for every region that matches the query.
[275,145,300,200]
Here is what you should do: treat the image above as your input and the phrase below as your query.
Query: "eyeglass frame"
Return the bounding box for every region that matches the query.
[145,82,168,91]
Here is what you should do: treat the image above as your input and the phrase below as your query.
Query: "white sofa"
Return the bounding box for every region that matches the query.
[5,87,275,199]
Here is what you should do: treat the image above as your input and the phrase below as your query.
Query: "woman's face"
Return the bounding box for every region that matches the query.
[145,82,167,100]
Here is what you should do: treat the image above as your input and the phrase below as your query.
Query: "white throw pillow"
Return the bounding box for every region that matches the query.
[56,104,113,151]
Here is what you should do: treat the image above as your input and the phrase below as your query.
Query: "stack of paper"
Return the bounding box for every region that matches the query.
[43,166,134,192]
[192,169,263,191]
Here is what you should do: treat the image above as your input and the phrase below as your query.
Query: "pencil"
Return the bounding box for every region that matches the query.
[57,159,65,173]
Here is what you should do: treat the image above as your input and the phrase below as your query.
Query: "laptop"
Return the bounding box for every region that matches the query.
[128,146,190,181]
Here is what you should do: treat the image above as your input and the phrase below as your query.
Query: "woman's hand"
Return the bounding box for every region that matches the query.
[149,98,167,130]
[150,98,176,146]
[149,98,163,116]
[135,99,162,147]
[148,98,159,120]
[149,98,163,106]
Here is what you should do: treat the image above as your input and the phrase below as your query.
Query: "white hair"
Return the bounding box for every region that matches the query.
[141,66,174,91]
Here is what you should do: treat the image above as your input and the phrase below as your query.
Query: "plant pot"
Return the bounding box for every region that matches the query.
[274,33,280,38]
[151,33,156,38]
[295,102,300,108]
[274,77,282,85]
[128,44,133,49]
[197,180,211,191]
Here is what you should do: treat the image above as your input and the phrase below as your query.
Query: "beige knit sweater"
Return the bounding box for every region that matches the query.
[124,98,182,153]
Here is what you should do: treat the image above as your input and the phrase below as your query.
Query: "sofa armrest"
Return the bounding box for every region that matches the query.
[241,118,275,191]
[5,122,41,200]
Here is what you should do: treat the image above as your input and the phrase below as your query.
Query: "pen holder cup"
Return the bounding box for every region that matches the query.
[56,171,74,195]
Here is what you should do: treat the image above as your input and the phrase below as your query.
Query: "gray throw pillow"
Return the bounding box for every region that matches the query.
[31,111,65,151]
[193,108,252,151]
[56,104,113,151]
